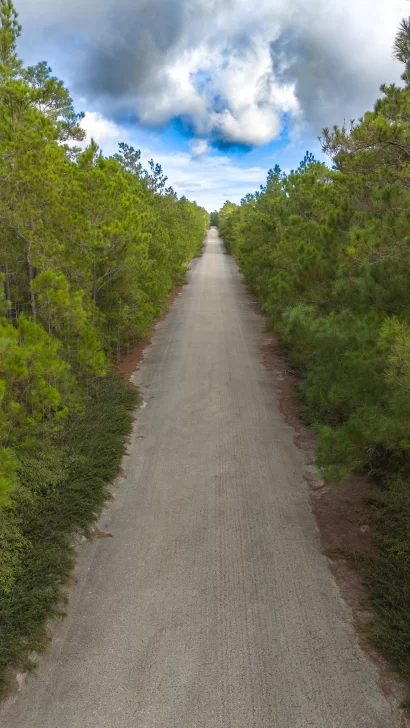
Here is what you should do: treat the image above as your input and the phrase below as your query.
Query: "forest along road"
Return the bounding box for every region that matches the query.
[2,228,394,728]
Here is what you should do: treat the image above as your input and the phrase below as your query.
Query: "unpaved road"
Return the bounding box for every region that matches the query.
[2,229,393,727]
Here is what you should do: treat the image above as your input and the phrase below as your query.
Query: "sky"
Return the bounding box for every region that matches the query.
[15,0,410,211]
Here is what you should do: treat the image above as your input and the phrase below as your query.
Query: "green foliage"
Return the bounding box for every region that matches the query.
[32,271,106,377]
[0,316,78,448]
[362,476,410,678]
[0,447,18,505]
[218,16,410,680]
[0,0,208,692]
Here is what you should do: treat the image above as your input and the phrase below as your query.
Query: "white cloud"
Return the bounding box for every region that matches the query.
[17,0,410,148]
[133,33,300,146]
[190,139,210,158]
[80,111,121,147]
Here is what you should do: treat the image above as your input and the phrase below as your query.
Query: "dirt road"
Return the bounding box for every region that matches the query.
[1,229,393,727]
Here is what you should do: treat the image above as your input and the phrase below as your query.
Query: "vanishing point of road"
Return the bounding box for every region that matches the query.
[2,229,393,727]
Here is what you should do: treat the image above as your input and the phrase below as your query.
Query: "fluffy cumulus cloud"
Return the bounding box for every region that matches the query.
[80,111,122,146]
[16,0,409,149]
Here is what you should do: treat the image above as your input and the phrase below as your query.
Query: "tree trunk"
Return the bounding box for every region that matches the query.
[93,260,97,307]
[4,262,10,302]
[4,262,12,320]
[27,253,37,321]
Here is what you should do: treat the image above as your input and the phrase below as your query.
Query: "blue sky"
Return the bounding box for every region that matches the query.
[16,0,409,211]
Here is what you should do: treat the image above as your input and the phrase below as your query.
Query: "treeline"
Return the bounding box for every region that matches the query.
[0,0,207,690]
[219,17,410,679]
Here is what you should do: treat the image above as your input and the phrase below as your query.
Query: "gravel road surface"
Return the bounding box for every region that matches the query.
[1,229,393,727]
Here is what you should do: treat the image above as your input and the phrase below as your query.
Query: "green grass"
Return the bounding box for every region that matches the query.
[0,373,137,693]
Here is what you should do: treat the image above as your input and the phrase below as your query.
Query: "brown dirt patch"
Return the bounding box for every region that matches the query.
[245,285,410,722]
[117,337,150,383]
